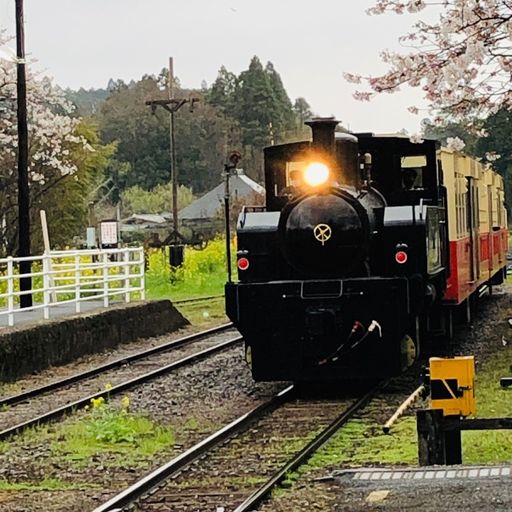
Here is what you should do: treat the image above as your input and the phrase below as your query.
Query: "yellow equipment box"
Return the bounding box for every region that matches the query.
[429,356,475,417]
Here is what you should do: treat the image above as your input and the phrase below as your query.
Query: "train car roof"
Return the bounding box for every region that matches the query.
[353,132,439,143]
[264,133,440,153]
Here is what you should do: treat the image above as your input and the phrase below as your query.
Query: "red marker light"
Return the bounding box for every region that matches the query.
[395,251,408,264]
[237,257,250,270]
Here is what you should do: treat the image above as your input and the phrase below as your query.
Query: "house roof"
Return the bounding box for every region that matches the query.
[122,213,168,225]
[179,171,264,221]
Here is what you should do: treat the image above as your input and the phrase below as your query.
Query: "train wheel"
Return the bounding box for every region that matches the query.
[400,334,417,370]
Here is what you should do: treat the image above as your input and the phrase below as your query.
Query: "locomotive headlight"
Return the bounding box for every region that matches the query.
[304,162,330,187]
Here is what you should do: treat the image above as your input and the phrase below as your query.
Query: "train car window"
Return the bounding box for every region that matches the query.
[427,208,443,273]
[454,174,468,238]
[400,155,426,189]
[279,161,307,198]
[264,141,311,211]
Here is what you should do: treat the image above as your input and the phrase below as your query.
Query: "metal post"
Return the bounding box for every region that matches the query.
[124,250,131,303]
[140,249,146,301]
[444,416,462,465]
[75,254,81,313]
[102,252,109,307]
[7,256,14,327]
[224,166,232,283]
[223,151,241,283]
[15,0,32,308]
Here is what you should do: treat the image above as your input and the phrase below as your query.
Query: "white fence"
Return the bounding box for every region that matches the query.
[0,247,145,327]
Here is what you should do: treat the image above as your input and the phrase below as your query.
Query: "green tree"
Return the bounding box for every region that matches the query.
[121,183,194,215]
[474,111,512,215]
[32,121,115,251]
[293,97,314,138]
[98,74,239,194]
[98,76,170,191]
[265,61,296,140]
[65,87,110,117]
[209,66,238,114]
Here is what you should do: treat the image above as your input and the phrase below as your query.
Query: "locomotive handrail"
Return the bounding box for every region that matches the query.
[0,247,145,327]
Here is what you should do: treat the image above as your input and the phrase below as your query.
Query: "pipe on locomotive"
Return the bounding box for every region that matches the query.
[305,117,339,157]
[305,117,360,188]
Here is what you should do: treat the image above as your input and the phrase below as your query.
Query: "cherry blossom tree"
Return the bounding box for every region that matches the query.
[0,30,110,255]
[345,1,512,120]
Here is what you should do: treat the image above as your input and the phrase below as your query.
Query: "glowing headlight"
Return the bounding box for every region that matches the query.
[304,162,330,186]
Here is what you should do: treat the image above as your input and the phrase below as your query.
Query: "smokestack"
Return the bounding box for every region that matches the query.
[305,117,339,159]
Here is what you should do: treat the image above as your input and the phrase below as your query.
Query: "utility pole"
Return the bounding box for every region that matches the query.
[169,58,178,241]
[145,57,199,247]
[15,0,32,307]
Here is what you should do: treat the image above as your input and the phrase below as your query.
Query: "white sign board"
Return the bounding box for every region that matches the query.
[86,227,96,248]
[100,221,118,246]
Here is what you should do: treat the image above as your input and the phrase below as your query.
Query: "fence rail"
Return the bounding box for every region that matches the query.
[0,247,145,327]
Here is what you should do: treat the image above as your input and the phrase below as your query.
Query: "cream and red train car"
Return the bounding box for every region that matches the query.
[441,149,508,318]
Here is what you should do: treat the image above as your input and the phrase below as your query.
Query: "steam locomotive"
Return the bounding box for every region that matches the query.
[225,118,508,381]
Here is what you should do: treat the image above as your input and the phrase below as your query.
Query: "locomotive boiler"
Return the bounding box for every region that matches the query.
[225,118,507,382]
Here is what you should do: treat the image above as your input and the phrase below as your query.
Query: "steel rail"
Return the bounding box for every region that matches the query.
[0,335,242,441]
[232,384,380,512]
[0,322,233,408]
[92,385,295,512]
[173,294,224,305]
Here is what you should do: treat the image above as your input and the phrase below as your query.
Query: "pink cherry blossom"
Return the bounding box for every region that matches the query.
[349,1,512,119]
[409,132,424,143]
[0,31,90,185]
[446,137,466,151]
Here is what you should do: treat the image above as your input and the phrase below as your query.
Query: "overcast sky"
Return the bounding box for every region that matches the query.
[0,0,431,133]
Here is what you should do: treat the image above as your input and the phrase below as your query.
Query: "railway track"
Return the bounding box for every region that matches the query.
[93,384,379,512]
[172,294,224,305]
[0,323,240,440]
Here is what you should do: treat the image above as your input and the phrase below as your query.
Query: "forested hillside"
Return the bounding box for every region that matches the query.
[67,56,313,197]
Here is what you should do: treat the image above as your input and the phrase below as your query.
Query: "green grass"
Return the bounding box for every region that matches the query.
[146,271,226,302]
[51,402,175,466]
[0,381,22,398]
[0,399,177,469]
[184,416,200,430]
[461,342,512,463]
[175,298,228,328]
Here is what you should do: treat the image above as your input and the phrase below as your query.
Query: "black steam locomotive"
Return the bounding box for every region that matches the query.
[225,118,449,381]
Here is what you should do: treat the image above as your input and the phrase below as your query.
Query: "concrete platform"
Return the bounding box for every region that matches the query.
[326,465,512,511]
[0,300,188,381]
[0,300,108,329]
